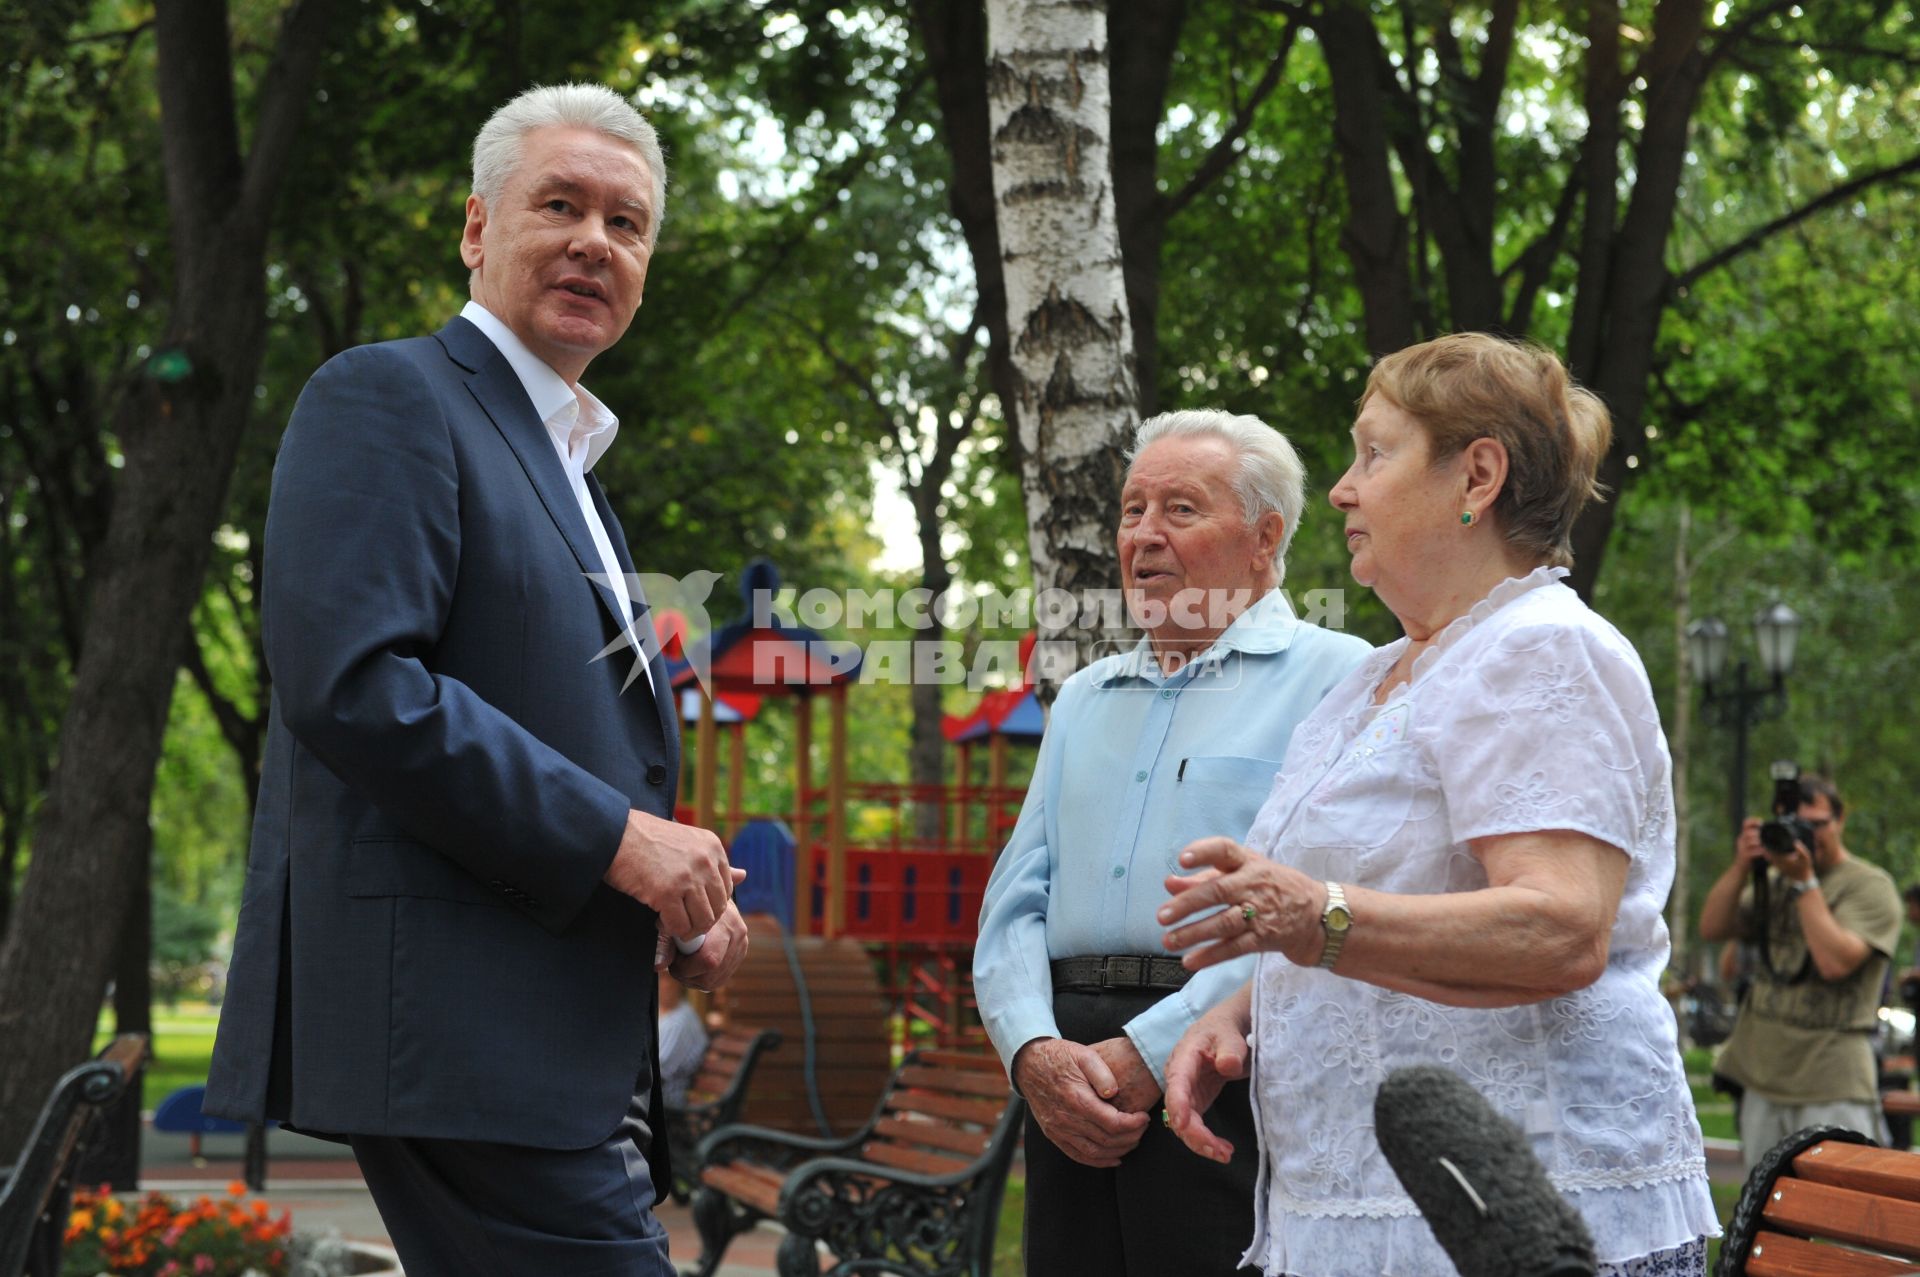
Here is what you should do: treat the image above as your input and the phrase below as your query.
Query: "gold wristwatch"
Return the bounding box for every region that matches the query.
[1317,882,1353,970]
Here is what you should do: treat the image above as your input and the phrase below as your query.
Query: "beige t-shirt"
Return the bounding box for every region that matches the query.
[1717,854,1903,1105]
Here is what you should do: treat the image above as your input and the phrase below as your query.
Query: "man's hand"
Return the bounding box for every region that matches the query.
[1734,817,1768,869]
[603,810,737,938]
[1089,1036,1162,1114]
[666,902,749,990]
[1013,1038,1151,1168]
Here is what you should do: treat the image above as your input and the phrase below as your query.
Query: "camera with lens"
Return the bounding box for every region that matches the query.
[1758,760,1816,858]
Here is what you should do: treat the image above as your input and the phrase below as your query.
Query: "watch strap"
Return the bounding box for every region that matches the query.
[1318,881,1352,971]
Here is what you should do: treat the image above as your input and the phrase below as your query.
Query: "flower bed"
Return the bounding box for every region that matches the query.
[63,1182,291,1276]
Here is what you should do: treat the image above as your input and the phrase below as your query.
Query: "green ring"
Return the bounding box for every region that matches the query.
[1240,903,1257,923]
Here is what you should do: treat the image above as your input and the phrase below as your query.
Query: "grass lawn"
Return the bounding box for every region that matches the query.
[94,1001,221,1110]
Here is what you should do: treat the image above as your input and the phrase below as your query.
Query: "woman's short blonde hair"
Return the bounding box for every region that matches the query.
[1361,333,1611,568]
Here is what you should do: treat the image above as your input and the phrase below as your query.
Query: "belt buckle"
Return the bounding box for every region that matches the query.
[1101,956,1146,987]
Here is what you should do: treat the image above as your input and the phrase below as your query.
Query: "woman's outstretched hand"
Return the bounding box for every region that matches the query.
[1158,836,1325,970]
[1164,989,1254,1163]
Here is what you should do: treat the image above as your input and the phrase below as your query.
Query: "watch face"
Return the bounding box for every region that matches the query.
[1327,906,1354,933]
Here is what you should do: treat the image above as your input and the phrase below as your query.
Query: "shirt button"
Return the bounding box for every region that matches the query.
[1160,688,1173,700]
[1135,770,1148,782]
[1111,866,1126,878]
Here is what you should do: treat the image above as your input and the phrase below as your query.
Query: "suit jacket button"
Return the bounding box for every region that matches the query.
[647,763,668,785]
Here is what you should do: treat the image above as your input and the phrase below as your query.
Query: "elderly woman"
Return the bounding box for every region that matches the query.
[1158,334,1718,1276]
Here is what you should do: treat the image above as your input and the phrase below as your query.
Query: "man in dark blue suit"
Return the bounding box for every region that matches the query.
[205,84,747,1274]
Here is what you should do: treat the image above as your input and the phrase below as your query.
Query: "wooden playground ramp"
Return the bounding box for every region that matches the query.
[710,913,896,1136]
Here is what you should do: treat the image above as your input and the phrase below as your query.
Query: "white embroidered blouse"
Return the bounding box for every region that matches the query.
[1240,568,1719,1276]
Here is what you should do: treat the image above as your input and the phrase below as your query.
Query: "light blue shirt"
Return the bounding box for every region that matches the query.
[975,589,1372,1085]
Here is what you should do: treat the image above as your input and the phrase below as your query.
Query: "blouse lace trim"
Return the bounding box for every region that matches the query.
[1373,564,1572,704]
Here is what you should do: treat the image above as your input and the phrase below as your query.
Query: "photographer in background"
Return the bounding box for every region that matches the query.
[1701,772,1903,1171]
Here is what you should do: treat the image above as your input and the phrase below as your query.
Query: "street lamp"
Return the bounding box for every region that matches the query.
[1686,602,1803,836]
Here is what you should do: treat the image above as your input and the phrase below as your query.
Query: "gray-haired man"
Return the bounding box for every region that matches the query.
[976,410,1370,1274]
[205,84,746,1275]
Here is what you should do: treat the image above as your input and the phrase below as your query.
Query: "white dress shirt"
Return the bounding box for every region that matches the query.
[460,301,652,693]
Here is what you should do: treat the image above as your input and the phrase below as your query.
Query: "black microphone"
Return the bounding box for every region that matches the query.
[1374,1065,1596,1277]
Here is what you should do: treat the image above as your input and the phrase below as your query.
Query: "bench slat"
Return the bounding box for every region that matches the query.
[872,1116,992,1157]
[886,1090,1007,1127]
[1762,1177,1920,1259]
[913,1050,1006,1075]
[896,1065,1011,1099]
[1743,1228,1920,1276]
[1793,1143,1920,1203]
[859,1141,975,1178]
[700,1163,785,1215]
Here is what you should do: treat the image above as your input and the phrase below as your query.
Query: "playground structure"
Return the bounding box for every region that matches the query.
[661,564,1042,1053]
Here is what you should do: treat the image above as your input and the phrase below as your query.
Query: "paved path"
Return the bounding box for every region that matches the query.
[136,1122,1746,1275]
[140,1125,788,1274]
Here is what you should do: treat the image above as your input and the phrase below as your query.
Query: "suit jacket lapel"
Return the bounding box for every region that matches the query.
[590,476,681,773]
[435,317,633,641]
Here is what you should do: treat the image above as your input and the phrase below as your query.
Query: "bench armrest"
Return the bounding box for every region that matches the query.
[695,1121,864,1172]
[775,1153,995,1260]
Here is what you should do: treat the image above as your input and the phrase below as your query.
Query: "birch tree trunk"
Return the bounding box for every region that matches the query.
[985,0,1138,686]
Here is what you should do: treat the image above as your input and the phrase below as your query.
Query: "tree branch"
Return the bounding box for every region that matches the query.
[67,20,153,48]
[181,623,258,768]
[702,66,931,341]
[1672,150,1920,292]
[1502,147,1584,334]
[1736,33,1920,70]
[239,0,338,229]
[1703,0,1802,70]
[1159,17,1300,225]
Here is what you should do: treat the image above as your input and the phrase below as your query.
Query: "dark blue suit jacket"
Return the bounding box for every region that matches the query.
[206,316,680,1164]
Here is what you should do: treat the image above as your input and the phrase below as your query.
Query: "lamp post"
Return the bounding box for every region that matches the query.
[1686,603,1804,835]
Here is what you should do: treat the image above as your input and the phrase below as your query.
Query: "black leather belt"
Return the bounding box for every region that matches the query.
[1051,955,1192,992]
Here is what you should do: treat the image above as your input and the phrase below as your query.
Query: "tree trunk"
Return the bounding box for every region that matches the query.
[112,828,153,1036]
[1668,503,1694,978]
[985,0,1138,686]
[912,491,953,846]
[0,0,335,1154]
[1107,0,1187,417]
[1566,0,1709,597]
[913,0,1023,466]
[1315,4,1418,356]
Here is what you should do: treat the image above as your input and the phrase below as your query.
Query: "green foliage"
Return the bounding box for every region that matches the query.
[4,0,1920,989]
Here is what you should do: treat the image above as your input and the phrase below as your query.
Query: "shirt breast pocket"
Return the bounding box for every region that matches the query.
[1163,754,1283,870]
[1291,736,1437,874]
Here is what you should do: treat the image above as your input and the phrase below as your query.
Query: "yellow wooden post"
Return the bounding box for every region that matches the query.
[988,733,1008,850]
[695,685,718,834]
[827,683,849,938]
[726,721,745,839]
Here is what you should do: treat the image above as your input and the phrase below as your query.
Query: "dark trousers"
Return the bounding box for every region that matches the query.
[349,1104,672,1277]
[1024,986,1260,1277]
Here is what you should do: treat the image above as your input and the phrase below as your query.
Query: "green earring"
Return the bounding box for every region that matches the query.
[1460,511,1475,526]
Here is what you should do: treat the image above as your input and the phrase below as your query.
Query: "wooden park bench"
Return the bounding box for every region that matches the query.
[1717,1124,1920,1275]
[685,1049,1024,1277]
[0,1034,149,1277]
[665,1025,782,1204]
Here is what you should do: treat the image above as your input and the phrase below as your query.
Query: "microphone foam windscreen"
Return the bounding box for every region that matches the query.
[1374,1065,1596,1277]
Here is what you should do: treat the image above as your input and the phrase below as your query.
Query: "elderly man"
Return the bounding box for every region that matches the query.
[975,410,1370,1274]
[204,85,746,1275]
